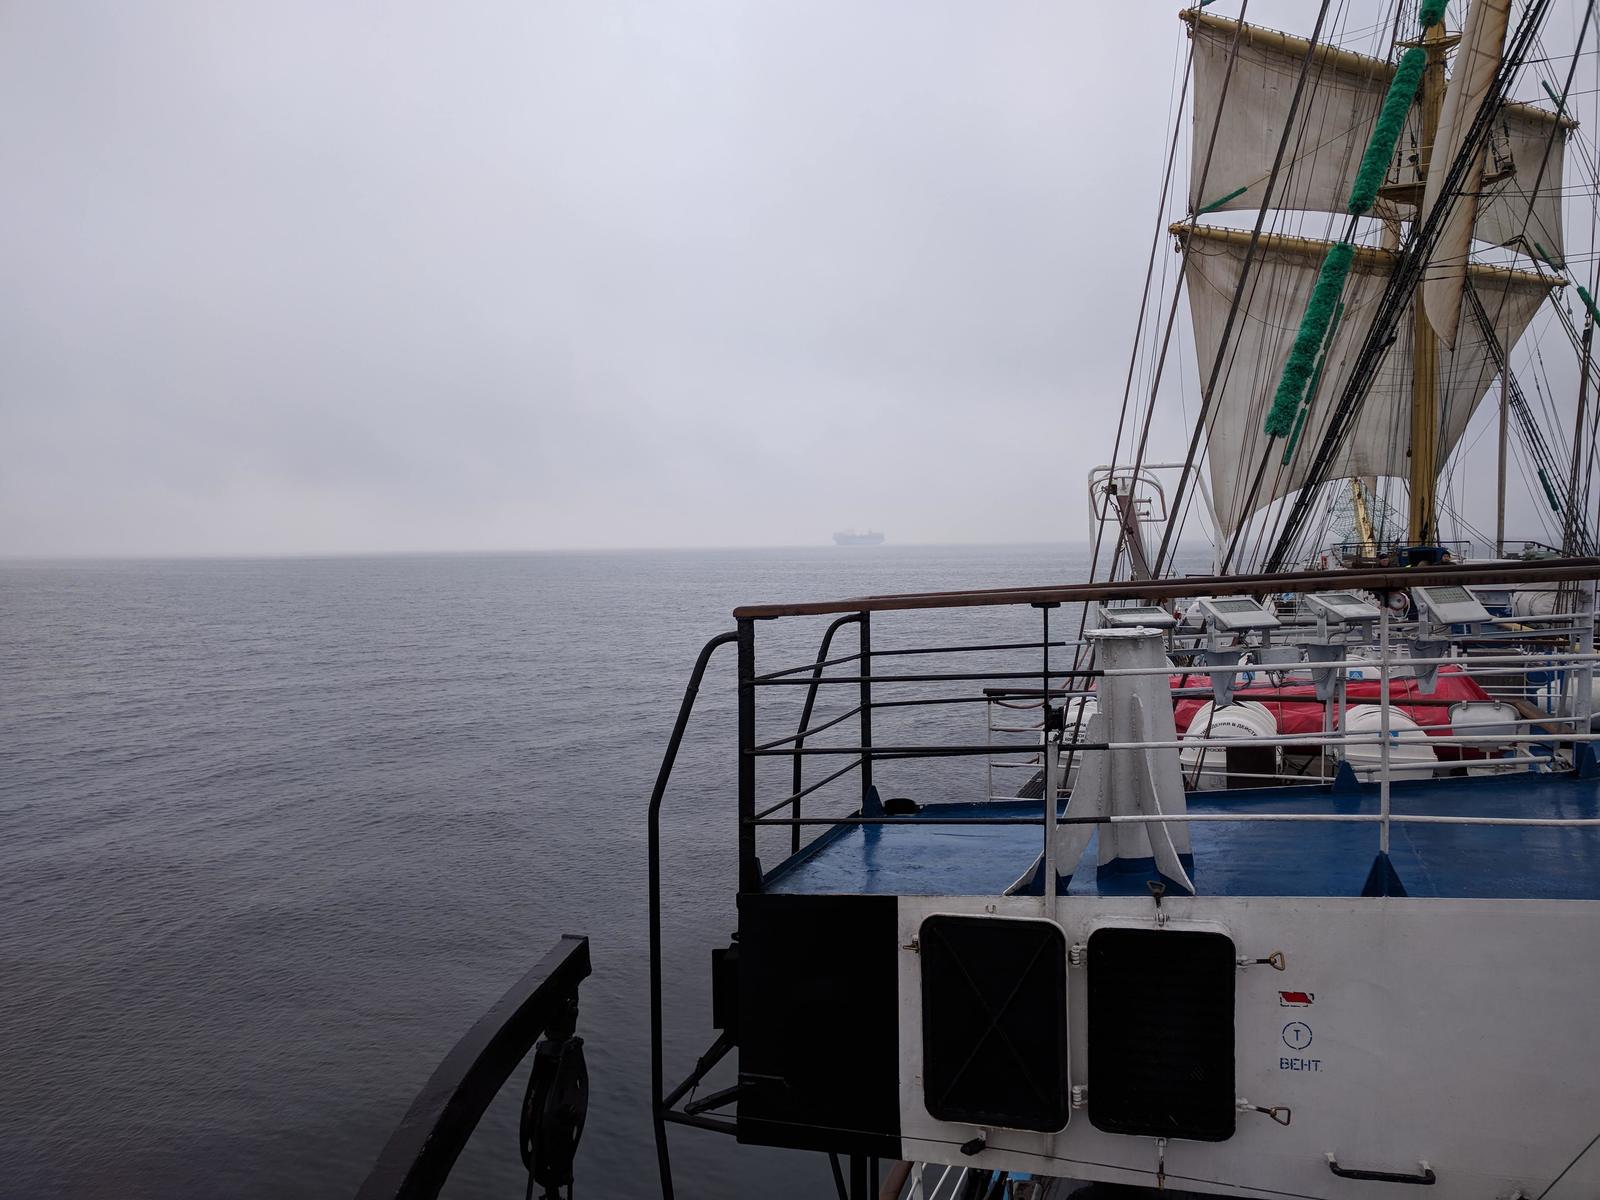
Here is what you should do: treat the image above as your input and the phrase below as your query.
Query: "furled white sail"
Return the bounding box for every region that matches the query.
[1178,225,1550,535]
[1184,10,1570,259]
[1421,0,1512,347]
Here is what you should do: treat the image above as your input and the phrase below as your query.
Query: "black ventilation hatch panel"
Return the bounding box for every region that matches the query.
[1086,926,1236,1142]
[919,914,1069,1133]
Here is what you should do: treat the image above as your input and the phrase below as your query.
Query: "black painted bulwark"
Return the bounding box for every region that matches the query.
[357,934,592,1200]
[736,893,901,1159]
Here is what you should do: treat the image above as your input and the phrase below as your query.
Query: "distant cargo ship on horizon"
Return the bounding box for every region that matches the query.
[831,530,884,546]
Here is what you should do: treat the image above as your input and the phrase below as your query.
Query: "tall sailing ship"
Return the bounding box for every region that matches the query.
[358,4,1600,1199]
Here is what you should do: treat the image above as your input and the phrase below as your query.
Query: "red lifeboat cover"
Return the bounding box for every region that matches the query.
[1170,664,1493,741]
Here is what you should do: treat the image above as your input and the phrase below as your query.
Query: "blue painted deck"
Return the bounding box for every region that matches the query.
[762,772,1600,900]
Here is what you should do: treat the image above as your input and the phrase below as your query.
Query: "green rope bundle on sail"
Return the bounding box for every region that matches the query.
[1347,47,1427,216]
[1578,284,1600,325]
[1282,300,1345,463]
[1265,242,1354,437]
[1418,0,1447,27]
[1534,241,1565,270]
[1196,185,1248,215]
[1304,300,1344,401]
[1538,466,1562,514]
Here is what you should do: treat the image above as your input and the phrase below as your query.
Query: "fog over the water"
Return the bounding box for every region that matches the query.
[0,1,1587,558]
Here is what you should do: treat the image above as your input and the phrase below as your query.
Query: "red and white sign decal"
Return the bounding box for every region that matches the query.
[1278,991,1315,1007]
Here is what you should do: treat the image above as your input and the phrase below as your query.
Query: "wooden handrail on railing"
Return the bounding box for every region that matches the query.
[731,558,1600,619]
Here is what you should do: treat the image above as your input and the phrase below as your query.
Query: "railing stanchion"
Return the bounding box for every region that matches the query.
[1578,581,1595,743]
[738,618,760,893]
[986,696,994,803]
[1379,600,1392,855]
[648,630,738,1200]
[789,613,862,855]
[859,611,873,811]
[1338,664,1349,777]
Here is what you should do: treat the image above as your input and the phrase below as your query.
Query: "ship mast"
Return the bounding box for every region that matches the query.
[1408,15,1453,546]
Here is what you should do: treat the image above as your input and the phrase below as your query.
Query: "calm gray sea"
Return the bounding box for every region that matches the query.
[1,543,1123,1199]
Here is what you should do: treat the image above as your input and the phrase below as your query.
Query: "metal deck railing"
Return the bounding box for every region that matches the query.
[729,560,1599,873]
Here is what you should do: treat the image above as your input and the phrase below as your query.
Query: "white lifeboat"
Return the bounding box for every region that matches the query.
[1448,700,1525,774]
[1512,586,1561,619]
[1179,700,1279,790]
[1341,704,1438,781]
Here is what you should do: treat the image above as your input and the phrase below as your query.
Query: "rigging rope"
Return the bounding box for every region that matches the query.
[1264,0,1559,571]
[1262,3,1431,456]
[1151,0,1339,578]
[1261,0,1591,570]
[1248,1,1440,579]
[1465,281,1593,550]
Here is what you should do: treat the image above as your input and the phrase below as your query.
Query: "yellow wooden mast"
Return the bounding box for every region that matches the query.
[1351,477,1379,556]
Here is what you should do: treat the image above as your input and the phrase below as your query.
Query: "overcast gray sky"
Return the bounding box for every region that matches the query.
[0,1,1590,557]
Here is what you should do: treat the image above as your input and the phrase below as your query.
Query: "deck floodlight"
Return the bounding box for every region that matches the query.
[1296,591,1381,697]
[1408,586,1490,694]
[1191,595,1280,633]
[1096,604,1178,630]
[1412,584,1491,627]
[1300,591,1382,625]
